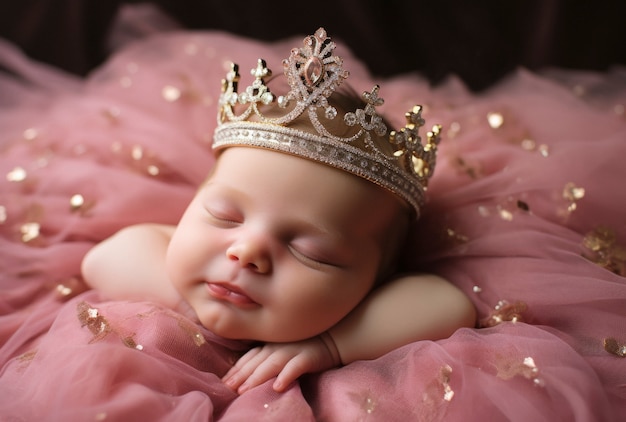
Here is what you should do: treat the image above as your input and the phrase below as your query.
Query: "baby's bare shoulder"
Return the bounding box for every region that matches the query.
[81,223,179,306]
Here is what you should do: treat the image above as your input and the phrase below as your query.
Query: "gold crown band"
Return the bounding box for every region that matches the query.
[214,121,424,213]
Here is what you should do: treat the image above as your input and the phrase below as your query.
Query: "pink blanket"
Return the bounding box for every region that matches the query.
[1,20,625,421]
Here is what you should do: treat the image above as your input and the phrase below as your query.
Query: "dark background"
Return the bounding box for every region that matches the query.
[0,0,624,91]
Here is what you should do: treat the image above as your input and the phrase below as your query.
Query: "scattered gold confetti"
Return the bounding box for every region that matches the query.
[538,144,549,157]
[23,128,39,140]
[162,85,182,102]
[7,166,27,182]
[603,338,626,357]
[582,226,626,276]
[56,284,72,297]
[102,107,121,124]
[177,318,207,347]
[453,156,482,179]
[17,350,37,363]
[446,228,468,244]
[55,277,87,300]
[563,182,585,201]
[131,145,144,160]
[520,138,536,151]
[122,336,143,351]
[20,222,40,242]
[147,165,160,176]
[495,354,544,387]
[498,207,513,221]
[70,194,85,210]
[480,300,527,327]
[487,112,504,129]
[362,395,377,414]
[77,301,111,342]
[440,365,455,401]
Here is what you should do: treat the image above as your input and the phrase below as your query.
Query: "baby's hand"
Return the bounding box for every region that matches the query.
[222,333,341,394]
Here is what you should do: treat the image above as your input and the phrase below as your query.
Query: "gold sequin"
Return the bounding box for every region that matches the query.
[20,222,40,243]
[7,166,27,182]
[480,300,527,327]
[77,301,111,342]
[487,112,504,129]
[69,194,95,216]
[603,338,626,357]
[446,228,468,244]
[520,138,536,151]
[538,144,550,157]
[55,277,87,300]
[18,350,37,363]
[162,85,182,102]
[131,145,143,160]
[177,317,207,347]
[70,194,85,209]
[496,355,544,387]
[498,208,513,221]
[453,156,482,179]
[102,107,121,124]
[122,336,143,351]
[563,182,585,201]
[23,128,39,141]
[147,165,160,176]
[347,390,377,414]
[582,226,626,276]
[440,365,455,401]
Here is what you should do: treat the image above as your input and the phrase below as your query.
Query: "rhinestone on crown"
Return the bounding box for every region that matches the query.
[214,27,441,218]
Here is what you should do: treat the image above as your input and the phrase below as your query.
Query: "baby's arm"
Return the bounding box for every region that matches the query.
[328,273,476,363]
[81,223,182,309]
[223,273,476,393]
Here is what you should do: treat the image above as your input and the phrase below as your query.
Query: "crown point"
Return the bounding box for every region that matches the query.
[252,59,272,79]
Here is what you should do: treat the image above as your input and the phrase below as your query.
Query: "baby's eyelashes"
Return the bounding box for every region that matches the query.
[203,204,242,227]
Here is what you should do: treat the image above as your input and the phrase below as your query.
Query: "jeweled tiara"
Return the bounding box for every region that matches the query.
[213,27,441,218]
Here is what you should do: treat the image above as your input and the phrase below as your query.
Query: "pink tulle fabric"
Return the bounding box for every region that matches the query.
[1,9,625,421]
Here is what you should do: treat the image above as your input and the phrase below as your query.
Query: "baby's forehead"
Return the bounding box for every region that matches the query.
[208,147,407,226]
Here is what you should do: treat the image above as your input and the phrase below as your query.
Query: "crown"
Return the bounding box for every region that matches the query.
[213,28,441,218]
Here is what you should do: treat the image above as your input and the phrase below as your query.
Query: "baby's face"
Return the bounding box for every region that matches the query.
[166,147,405,342]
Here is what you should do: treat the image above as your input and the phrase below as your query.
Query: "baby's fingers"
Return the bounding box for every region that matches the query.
[222,347,264,391]
[233,353,289,394]
[272,354,312,392]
